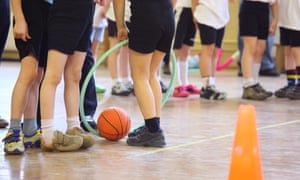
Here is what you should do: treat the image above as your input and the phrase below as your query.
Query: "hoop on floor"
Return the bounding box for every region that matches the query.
[79,40,177,136]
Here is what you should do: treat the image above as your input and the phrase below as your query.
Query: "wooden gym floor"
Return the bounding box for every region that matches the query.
[0,61,299,180]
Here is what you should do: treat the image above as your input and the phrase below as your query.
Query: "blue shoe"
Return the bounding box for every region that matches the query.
[2,129,24,154]
[24,129,41,148]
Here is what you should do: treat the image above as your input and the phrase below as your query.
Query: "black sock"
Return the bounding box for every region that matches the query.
[296,66,300,86]
[145,117,159,133]
[286,69,297,86]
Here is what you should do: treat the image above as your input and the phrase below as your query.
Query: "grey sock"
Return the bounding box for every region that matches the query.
[9,119,21,131]
[23,118,37,136]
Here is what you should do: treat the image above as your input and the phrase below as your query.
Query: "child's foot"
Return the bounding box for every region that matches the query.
[41,131,83,152]
[127,126,166,147]
[173,85,189,97]
[200,86,226,100]
[66,127,95,149]
[2,129,24,154]
[24,129,41,148]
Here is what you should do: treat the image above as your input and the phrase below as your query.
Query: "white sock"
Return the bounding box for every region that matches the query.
[176,61,182,85]
[67,116,80,130]
[252,63,261,83]
[202,77,209,88]
[180,61,188,85]
[208,77,216,87]
[243,78,256,88]
[41,119,54,145]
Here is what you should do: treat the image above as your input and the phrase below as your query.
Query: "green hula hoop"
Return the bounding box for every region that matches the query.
[79,40,177,136]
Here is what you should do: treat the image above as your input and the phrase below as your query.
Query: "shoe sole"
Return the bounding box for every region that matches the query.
[4,148,24,154]
[127,137,166,147]
[24,140,41,148]
[111,92,131,96]
[242,96,268,101]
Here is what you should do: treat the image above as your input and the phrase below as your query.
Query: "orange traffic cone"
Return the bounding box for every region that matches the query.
[228,105,263,180]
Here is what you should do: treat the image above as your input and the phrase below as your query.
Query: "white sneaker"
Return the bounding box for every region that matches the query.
[111,82,131,96]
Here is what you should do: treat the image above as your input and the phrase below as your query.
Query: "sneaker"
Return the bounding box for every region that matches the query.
[275,85,295,98]
[0,116,9,128]
[259,68,280,77]
[80,115,97,132]
[96,85,106,94]
[41,130,83,152]
[173,86,189,97]
[287,85,300,100]
[66,127,95,149]
[128,125,145,137]
[242,84,269,101]
[186,84,201,94]
[256,83,273,97]
[111,82,131,96]
[24,129,41,148]
[124,81,134,92]
[160,80,168,93]
[127,126,166,147]
[200,86,226,100]
[2,129,24,154]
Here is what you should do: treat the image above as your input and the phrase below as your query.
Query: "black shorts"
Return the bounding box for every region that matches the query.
[14,0,50,67]
[280,27,300,47]
[197,23,225,48]
[107,19,117,37]
[239,1,269,40]
[173,7,196,49]
[129,0,175,53]
[108,19,131,38]
[48,0,94,55]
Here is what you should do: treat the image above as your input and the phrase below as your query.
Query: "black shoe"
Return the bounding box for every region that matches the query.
[200,86,226,100]
[275,85,295,98]
[80,116,97,132]
[287,85,300,100]
[160,80,168,93]
[126,126,166,147]
[259,68,280,77]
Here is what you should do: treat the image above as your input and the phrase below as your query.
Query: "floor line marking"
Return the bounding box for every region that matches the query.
[135,119,300,156]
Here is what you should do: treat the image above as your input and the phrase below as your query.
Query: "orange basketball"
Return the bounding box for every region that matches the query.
[97,107,131,141]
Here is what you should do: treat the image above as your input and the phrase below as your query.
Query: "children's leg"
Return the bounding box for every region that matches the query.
[64,51,86,125]
[119,45,130,81]
[241,36,257,80]
[129,50,155,119]
[149,50,165,116]
[178,44,190,85]
[10,56,39,120]
[200,44,214,86]
[40,50,67,119]
[107,37,120,80]
[5,55,39,154]
[40,50,67,148]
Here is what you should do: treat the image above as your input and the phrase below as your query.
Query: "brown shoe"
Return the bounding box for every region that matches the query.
[41,131,83,152]
[66,127,95,149]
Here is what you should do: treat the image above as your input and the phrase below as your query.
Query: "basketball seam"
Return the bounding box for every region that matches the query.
[101,113,120,138]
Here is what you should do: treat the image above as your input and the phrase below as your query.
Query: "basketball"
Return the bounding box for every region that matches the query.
[97,107,131,141]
